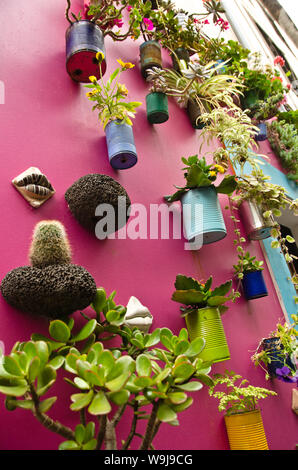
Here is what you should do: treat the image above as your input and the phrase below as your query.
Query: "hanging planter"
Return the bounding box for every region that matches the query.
[66,20,106,83]
[187,100,205,129]
[105,120,138,170]
[181,187,227,245]
[185,307,230,363]
[255,122,267,141]
[238,200,274,240]
[171,48,190,72]
[241,89,259,110]
[146,92,169,124]
[242,270,268,300]
[140,41,162,79]
[262,337,296,378]
[224,410,269,450]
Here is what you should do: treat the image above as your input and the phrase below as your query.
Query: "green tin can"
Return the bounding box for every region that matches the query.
[146,92,169,124]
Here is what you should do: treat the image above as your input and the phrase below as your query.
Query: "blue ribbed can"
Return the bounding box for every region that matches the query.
[181,187,227,245]
[105,120,138,170]
[242,270,268,300]
[262,337,296,377]
[66,20,106,83]
[255,122,267,141]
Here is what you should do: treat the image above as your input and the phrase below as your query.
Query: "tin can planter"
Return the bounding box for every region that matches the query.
[187,100,205,129]
[185,307,230,363]
[255,122,267,141]
[181,187,227,245]
[171,48,190,72]
[146,92,169,124]
[105,120,138,170]
[242,270,268,300]
[66,20,106,83]
[262,337,296,378]
[140,41,162,79]
[224,410,269,450]
[238,200,274,240]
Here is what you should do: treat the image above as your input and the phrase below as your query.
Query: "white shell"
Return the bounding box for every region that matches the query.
[124,296,153,333]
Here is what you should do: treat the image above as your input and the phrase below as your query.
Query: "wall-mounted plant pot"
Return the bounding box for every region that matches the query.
[146,92,169,124]
[262,337,296,378]
[255,122,267,141]
[171,48,190,72]
[105,120,138,170]
[224,410,269,450]
[187,100,205,129]
[242,270,268,300]
[66,20,106,83]
[181,187,227,245]
[185,307,230,363]
[238,200,274,240]
[241,89,259,110]
[140,41,162,79]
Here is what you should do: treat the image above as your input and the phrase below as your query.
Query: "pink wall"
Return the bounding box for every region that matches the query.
[0,0,296,450]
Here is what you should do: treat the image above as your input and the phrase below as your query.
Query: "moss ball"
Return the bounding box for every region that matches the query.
[1,264,97,318]
[65,174,131,236]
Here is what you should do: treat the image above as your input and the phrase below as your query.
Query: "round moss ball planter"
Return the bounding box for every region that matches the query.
[255,122,267,141]
[146,92,169,124]
[238,200,274,241]
[65,173,131,236]
[105,120,138,170]
[140,41,162,79]
[242,270,268,300]
[224,410,269,450]
[66,20,106,83]
[181,187,227,245]
[185,307,230,364]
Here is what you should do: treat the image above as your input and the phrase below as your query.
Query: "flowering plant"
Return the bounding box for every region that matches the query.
[164,155,237,203]
[85,55,141,129]
[251,315,298,383]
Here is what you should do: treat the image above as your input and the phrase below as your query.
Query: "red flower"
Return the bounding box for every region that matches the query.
[274,56,285,67]
[287,83,291,90]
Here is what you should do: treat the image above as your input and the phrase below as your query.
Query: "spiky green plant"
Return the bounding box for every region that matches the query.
[29,220,72,268]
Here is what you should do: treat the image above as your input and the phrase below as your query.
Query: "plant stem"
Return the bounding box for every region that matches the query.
[96,415,107,450]
[139,401,159,450]
[104,418,117,450]
[122,401,139,450]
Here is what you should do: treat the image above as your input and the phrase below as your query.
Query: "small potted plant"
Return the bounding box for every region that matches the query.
[85,56,141,169]
[139,14,163,79]
[251,315,298,383]
[145,66,169,124]
[248,93,284,141]
[164,155,237,245]
[267,119,298,182]
[208,370,277,450]
[172,274,239,364]
[233,250,268,300]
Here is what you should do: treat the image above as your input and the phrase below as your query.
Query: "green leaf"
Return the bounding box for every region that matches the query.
[133,376,152,388]
[88,391,111,415]
[167,392,188,404]
[174,275,201,291]
[28,357,40,383]
[37,366,56,395]
[39,397,57,413]
[0,383,28,396]
[82,439,97,450]
[157,403,177,423]
[108,389,130,405]
[172,290,205,305]
[136,355,152,377]
[74,377,90,390]
[172,363,195,380]
[185,338,205,357]
[144,329,160,347]
[30,334,64,353]
[35,342,49,368]
[3,356,23,377]
[97,350,115,377]
[171,397,193,412]
[84,422,95,443]
[71,320,97,342]
[6,399,34,410]
[70,390,94,411]
[105,372,130,392]
[174,340,189,356]
[49,320,71,343]
[207,296,229,307]
[176,381,203,391]
[216,175,237,195]
[211,280,232,297]
[75,424,85,445]
[92,287,107,313]
[48,356,65,370]
[85,369,104,387]
[59,440,79,450]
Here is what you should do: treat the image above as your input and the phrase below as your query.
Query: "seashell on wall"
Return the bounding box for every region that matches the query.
[12,167,55,208]
[124,296,153,333]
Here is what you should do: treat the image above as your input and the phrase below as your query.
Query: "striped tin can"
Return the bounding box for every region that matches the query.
[242,270,268,300]
[105,120,138,170]
[181,187,227,245]
[238,200,273,240]
[224,410,269,450]
[185,307,230,364]
[140,41,162,79]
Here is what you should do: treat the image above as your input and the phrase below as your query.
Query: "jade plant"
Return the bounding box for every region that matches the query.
[267,119,298,182]
[171,274,239,317]
[164,155,237,203]
[0,287,214,450]
[251,315,298,383]
[208,370,277,415]
[85,55,141,129]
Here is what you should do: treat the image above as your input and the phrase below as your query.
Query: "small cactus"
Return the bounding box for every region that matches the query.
[29,220,72,268]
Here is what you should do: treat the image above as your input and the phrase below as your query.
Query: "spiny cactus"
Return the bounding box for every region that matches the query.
[29,220,72,268]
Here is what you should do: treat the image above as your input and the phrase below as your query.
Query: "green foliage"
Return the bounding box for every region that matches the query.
[171,274,240,316]
[208,370,277,415]
[164,155,237,203]
[248,93,284,122]
[233,250,264,280]
[277,110,298,131]
[29,221,72,268]
[85,58,141,129]
[0,287,214,450]
[267,119,298,182]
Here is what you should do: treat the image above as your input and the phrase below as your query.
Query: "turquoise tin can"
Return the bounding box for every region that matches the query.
[181,187,227,245]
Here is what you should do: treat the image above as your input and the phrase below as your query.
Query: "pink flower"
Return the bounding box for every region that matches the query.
[287,83,291,90]
[274,56,285,67]
[84,3,93,19]
[143,18,154,31]
[203,19,210,24]
[215,18,229,30]
[127,5,132,12]
[113,18,124,28]
[193,18,199,24]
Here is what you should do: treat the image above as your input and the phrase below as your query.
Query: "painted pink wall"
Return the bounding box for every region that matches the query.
[0,0,296,450]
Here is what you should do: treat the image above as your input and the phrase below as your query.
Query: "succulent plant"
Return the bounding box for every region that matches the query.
[29,221,72,268]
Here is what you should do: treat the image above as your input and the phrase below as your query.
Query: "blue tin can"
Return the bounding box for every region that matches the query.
[181,187,227,245]
[105,121,138,170]
[255,122,267,141]
[66,20,106,83]
[262,337,295,377]
[242,270,268,300]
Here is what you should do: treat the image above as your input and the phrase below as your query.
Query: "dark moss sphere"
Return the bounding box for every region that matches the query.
[1,264,97,318]
[65,174,131,236]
